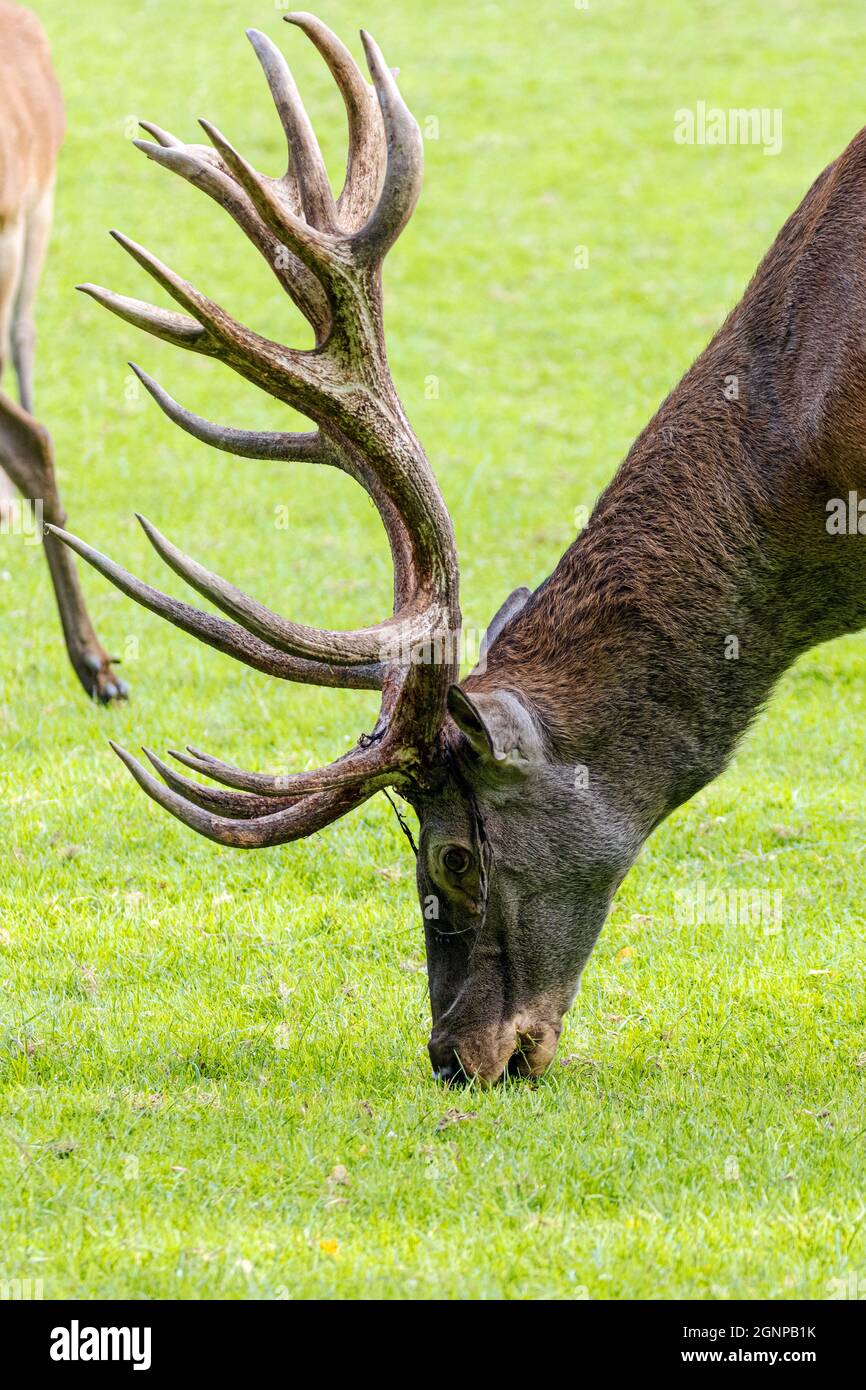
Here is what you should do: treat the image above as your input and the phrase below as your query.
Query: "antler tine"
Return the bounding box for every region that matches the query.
[284,12,386,231]
[245,27,335,230]
[111,742,374,848]
[132,136,329,335]
[76,283,210,352]
[127,363,324,461]
[134,512,441,664]
[351,32,423,264]
[45,525,384,691]
[128,360,417,611]
[142,748,298,819]
[197,120,335,282]
[108,229,267,346]
[104,230,347,419]
[137,120,182,149]
[170,745,291,794]
[168,741,399,797]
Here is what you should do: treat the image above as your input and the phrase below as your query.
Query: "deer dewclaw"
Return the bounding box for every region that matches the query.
[49,13,866,1082]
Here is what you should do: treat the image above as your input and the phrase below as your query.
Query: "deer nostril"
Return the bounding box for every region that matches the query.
[428,1035,468,1086]
[432,1056,468,1086]
[506,1049,526,1078]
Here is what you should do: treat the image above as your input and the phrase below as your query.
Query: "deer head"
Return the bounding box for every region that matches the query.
[406,682,643,1083]
[47,15,663,1083]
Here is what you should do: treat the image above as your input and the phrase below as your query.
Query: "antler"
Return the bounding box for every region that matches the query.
[48,13,460,845]
[0,392,127,703]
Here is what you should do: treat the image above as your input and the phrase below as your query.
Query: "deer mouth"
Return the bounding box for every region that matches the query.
[431,1011,563,1086]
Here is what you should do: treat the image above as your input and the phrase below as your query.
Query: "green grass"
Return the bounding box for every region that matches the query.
[2,0,866,1299]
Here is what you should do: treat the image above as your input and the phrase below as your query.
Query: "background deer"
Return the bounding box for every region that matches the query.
[0,2,125,701]
[50,13,866,1082]
[0,2,61,452]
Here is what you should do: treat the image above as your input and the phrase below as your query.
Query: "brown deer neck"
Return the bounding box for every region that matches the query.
[473,345,866,837]
[471,130,866,833]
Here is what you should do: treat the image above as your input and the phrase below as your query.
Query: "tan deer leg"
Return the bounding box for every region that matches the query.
[0,390,128,703]
[0,210,25,521]
[12,181,54,416]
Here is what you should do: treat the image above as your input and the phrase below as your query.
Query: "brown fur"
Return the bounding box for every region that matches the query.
[0,0,64,429]
[471,128,866,828]
[0,2,63,220]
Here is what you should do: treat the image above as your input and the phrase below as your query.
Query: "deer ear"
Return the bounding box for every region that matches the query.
[475,586,530,669]
[446,686,544,770]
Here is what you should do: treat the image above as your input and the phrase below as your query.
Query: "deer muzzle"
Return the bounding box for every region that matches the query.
[428,1006,563,1086]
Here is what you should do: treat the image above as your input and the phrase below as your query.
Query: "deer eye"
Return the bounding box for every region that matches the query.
[442,845,472,877]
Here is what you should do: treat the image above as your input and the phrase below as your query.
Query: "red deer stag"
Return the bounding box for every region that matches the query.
[50,14,866,1081]
[0,2,125,701]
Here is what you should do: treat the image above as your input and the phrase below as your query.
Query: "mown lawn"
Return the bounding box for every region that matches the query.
[2,0,866,1299]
